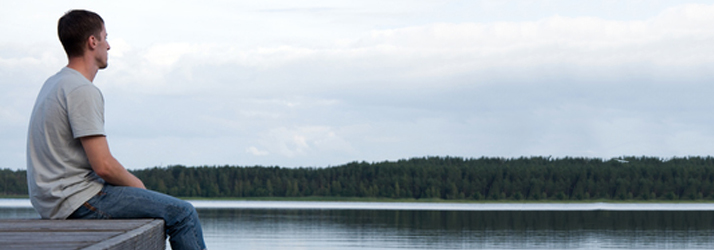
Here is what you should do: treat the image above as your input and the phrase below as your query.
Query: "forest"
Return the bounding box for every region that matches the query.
[3,156,714,201]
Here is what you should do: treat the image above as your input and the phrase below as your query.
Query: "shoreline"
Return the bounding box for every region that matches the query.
[5,197,714,211]
[177,196,714,204]
[6,195,714,204]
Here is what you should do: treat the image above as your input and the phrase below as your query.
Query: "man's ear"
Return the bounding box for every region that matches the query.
[87,35,98,50]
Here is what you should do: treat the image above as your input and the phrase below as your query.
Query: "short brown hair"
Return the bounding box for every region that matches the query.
[58,10,104,57]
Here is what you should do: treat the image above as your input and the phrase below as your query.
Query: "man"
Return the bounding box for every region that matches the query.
[26,10,206,250]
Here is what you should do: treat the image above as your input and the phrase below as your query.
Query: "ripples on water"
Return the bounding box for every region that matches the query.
[2,200,714,250]
[197,209,714,250]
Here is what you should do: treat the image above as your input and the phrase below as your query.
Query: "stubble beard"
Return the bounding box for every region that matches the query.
[97,57,108,69]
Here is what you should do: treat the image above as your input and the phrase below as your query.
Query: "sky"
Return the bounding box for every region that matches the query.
[2,0,714,170]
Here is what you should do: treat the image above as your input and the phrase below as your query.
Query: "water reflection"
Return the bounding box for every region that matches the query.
[0,207,39,219]
[197,209,714,250]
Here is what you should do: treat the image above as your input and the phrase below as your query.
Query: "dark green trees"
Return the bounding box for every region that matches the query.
[128,156,714,201]
[0,169,27,196]
[4,156,714,201]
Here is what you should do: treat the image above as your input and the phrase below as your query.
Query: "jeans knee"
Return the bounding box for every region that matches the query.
[167,200,198,225]
[181,200,198,217]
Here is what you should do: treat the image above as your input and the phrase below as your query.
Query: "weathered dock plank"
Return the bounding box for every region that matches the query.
[0,219,165,250]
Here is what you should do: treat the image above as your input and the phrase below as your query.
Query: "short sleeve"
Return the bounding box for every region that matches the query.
[67,85,106,138]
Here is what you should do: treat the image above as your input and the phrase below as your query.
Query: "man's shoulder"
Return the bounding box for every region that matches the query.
[49,68,100,94]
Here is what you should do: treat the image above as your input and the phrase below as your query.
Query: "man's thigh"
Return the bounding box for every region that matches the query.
[70,184,194,221]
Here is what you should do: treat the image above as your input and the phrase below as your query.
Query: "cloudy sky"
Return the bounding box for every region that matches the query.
[2,0,714,170]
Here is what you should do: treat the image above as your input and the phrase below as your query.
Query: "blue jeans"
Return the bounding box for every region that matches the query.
[69,184,207,250]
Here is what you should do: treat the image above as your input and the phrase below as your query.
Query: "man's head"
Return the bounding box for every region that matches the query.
[58,10,110,68]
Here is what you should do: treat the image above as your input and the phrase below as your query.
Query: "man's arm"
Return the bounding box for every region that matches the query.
[80,135,146,189]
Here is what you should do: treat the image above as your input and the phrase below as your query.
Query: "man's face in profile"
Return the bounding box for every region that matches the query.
[95,25,110,69]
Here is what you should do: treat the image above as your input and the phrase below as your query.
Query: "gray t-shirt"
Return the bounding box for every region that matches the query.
[27,67,106,219]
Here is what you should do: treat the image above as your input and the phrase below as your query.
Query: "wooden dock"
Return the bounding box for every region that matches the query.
[0,219,165,250]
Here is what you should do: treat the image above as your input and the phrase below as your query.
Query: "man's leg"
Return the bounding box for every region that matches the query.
[69,184,207,250]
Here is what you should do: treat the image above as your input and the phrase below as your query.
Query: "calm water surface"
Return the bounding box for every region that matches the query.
[2,199,714,250]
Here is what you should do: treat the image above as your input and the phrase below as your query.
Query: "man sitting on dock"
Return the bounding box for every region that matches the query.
[26,9,206,250]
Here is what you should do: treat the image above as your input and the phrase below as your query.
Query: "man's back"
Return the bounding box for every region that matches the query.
[26,67,105,219]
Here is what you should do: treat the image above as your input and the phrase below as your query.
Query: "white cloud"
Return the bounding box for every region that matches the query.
[246,146,269,156]
[260,126,356,158]
[143,43,195,67]
[99,3,714,95]
[107,38,131,58]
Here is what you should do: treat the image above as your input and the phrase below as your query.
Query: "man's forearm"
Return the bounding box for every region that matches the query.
[98,158,146,189]
[80,135,146,189]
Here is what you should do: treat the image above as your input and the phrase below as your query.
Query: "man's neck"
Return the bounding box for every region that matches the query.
[67,57,99,82]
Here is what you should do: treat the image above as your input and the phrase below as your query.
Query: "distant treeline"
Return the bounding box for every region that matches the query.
[4,156,714,201]
[0,169,26,196]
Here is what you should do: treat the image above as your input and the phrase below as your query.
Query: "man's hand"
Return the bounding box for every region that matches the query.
[80,135,146,189]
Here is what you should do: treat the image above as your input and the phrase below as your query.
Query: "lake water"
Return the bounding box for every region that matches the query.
[3,199,714,250]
